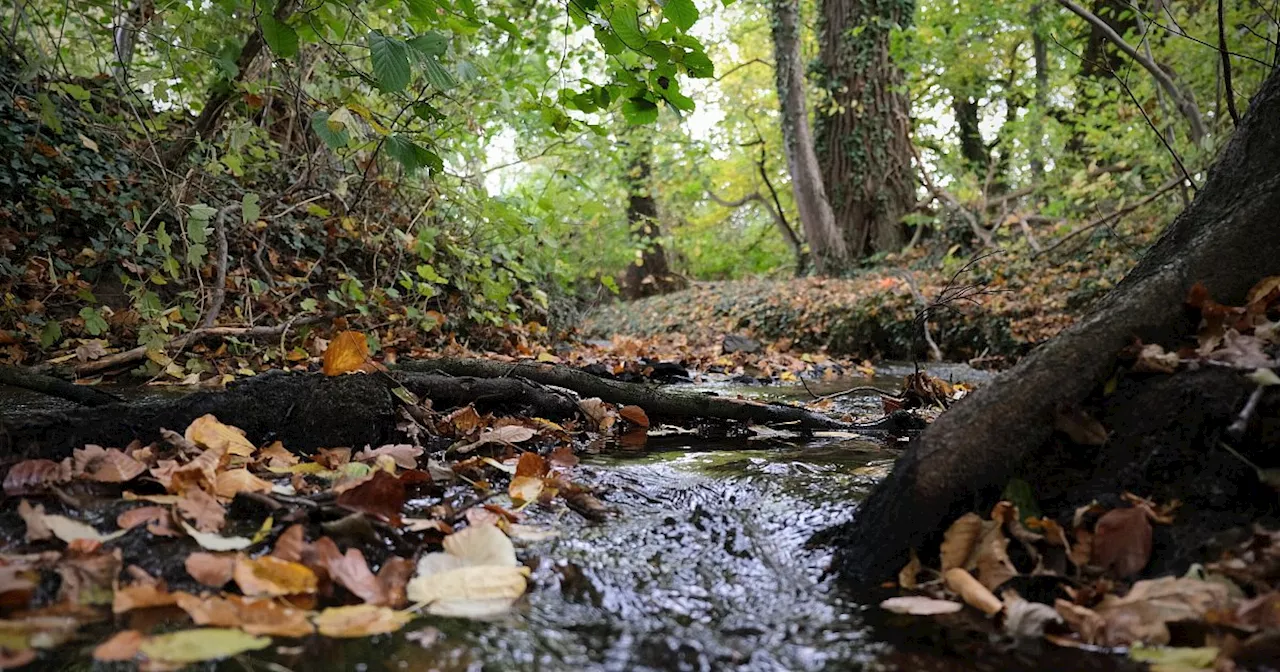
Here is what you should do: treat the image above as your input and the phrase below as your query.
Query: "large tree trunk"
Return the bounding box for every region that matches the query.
[814,0,916,258]
[621,138,680,300]
[769,0,847,275]
[834,66,1280,586]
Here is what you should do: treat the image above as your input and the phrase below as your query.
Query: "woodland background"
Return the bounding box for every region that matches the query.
[1,0,1277,373]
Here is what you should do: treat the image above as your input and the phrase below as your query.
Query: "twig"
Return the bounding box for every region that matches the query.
[203,204,240,329]
[73,317,326,376]
[1217,0,1241,126]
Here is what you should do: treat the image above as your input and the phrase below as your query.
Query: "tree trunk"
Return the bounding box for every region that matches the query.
[163,0,298,168]
[834,65,1280,586]
[814,0,916,258]
[769,0,847,275]
[621,138,679,300]
[952,92,988,176]
[1029,2,1049,180]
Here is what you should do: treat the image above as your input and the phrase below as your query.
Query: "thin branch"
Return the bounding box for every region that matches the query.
[1034,175,1185,257]
[1218,0,1242,126]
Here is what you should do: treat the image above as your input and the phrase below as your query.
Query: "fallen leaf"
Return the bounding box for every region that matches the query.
[19,500,127,544]
[93,630,144,662]
[1092,507,1152,578]
[940,513,985,572]
[1133,343,1181,374]
[3,459,70,496]
[880,596,962,615]
[1002,590,1062,639]
[184,414,256,457]
[323,331,372,376]
[168,446,227,493]
[335,469,405,525]
[137,628,271,664]
[354,444,423,469]
[898,549,922,590]
[618,405,650,427]
[944,568,1002,615]
[406,524,529,618]
[54,548,120,606]
[577,398,616,431]
[73,445,146,483]
[185,552,236,588]
[174,593,315,638]
[112,581,178,613]
[444,406,483,434]
[1128,645,1218,671]
[234,555,318,596]
[116,506,180,537]
[455,425,538,454]
[255,441,298,469]
[1092,577,1231,646]
[510,452,550,505]
[213,469,274,499]
[179,521,253,551]
[548,445,579,468]
[312,604,412,638]
[271,524,307,562]
[176,488,226,532]
[1054,405,1108,445]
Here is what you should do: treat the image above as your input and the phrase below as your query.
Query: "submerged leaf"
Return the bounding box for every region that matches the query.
[137,628,271,664]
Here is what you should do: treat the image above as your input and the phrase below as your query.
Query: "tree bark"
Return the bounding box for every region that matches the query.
[814,0,916,258]
[952,92,988,176]
[1029,2,1049,180]
[834,65,1280,586]
[769,0,847,275]
[621,137,679,299]
[163,0,298,168]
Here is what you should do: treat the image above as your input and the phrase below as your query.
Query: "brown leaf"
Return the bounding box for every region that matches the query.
[455,425,538,453]
[184,414,256,457]
[376,556,415,609]
[577,398,616,431]
[169,446,227,494]
[56,548,122,606]
[1092,577,1231,646]
[974,533,1018,591]
[618,405,650,427]
[444,406,483,435]
[116,506,180,537]
[73,445,146,483]
[234,554,319,596]
[3,459,70,496]
[326,547,386,605]
[185,552,236,588]
[1055,599,1107,644]
[323,330,372,376]
[1133,343,1181,374]
[548,445,579,468]
[1091,507,1152,578]
[256,441,298,469]
[335,469,405,526]
[213,469,274,500]
[93,630,144,662]
[898,549,922,590]
[174,592,315,638]
[271,524,307,563]
[176,488,226,532]
[354,444,423,469]
[313,604,412,638]
[940,513,985,572]
[113,581,179,613]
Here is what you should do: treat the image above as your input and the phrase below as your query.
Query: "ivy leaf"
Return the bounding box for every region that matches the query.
[369,31,411,92]
[663,0,699,31]
[311,111,350,149]
[621,97,659,124]
[608,0,647,50]
[259,15,298,59]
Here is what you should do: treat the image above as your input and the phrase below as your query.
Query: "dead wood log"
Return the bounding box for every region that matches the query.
[397,357,893,431]
[0,366,120,407]
[832,67,1280,587]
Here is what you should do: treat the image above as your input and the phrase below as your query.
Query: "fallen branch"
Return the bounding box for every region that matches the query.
[0,366,120,406]
[397,358,895,431]
[74,316,324,376]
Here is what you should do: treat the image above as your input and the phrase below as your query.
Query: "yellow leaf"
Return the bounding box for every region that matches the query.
[185,414,256,457]
[213,469,274,499]
[137,628,270,664]
[233,555,318,596]
[312,605,412,638]
[323,331,371,376]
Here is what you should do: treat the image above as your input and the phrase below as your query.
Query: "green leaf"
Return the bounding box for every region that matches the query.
[421,55,458,90]
[455,0,478,19]
[622,96,659,124]
[608,0,647,49]
[260,15,298,58]
[663,0,699,31]
[593,26,623,55]
[385,135,443,174]
[39,321,62,348]
[407,32,449,57]
[682,49,714,78]
[311,111,350,149]
[79,307,108,336]
[406,0,436,23]
[241,193,260,225]
[413,102,446,122]
[369,31,411,92]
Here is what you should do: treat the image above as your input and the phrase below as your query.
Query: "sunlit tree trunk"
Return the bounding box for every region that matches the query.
[769,0,847,275]
[814,0,916,258]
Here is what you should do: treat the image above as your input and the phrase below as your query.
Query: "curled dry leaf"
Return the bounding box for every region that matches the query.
[940,513,985,572]
[270,524,307,562]
[898,549,922,590]
[256,441,298,469]
[1089,576,1231,647]
[1091,507,1152,578]
[618,405,650,427]
[407,524,530,619]
[176,488,226,533]
[455,425,538,454]
[184,414,256,457]
[233,554,319,597]
[578,398,616,432]
[1133,343,1181,373]
[444,406,483,435]
[312,604,413,638]
[323,330,373,376]
[116,506,180,537]
[19,499,127,544]
[880,596,962,616]
[510,451,550,505]
[174,592,315,638]
[185,552,236,588]
[335,469,405,526]
[944,568,1002,616]
[3,459,70,496]
[179,520,253,551]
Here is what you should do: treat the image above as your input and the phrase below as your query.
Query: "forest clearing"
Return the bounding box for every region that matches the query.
[2,0,1280,670]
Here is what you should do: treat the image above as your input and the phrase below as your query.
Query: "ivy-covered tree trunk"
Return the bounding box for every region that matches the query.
[815,0,916,259]
[621,141,678,300]
[770,0,848,275]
